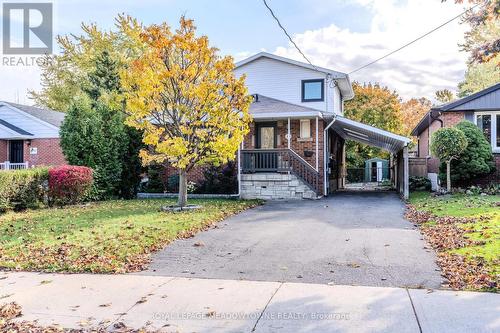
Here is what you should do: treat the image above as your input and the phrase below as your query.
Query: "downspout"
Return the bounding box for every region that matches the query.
[323,116,337,196]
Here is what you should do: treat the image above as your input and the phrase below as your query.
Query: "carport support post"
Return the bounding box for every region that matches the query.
[403,145,409,200]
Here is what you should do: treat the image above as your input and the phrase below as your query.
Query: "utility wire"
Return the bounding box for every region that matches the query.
[262,0,481,77]
[348,3,481,74]
[262,0,321,72]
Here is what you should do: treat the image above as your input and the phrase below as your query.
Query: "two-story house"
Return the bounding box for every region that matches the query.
[234,52,411,200]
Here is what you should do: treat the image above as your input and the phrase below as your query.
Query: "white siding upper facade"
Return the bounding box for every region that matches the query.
[0,104,60,139]
[234,57,343,115]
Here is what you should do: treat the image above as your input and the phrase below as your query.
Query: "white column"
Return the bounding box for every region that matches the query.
[403,146,409,200]
[287,117,291,149]
[315,117,319,171]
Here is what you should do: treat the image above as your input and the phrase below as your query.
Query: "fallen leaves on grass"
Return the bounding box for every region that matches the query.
[0,200,261,274]
[437,253,497,290]
[406,205,498,291]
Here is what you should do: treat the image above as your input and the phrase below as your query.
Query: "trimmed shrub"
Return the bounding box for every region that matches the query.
[439,121,495,184]
[195,162,238,194]
[0,167,49,212]
[409,176,432,192]
[48,165,94,205]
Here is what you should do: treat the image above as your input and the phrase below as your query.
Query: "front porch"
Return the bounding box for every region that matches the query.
[238,95,411,200]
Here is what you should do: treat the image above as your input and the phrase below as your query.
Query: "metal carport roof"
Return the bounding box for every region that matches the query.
[329,115,411,154]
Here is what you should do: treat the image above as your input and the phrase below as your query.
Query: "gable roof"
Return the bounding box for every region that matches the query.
[411,82,500,136]
[432,82,500,112]
[0,102,63,139]
[6,102,65,127]
[235,52,355,100]
[0,119,33,136]
[249,94,325,119]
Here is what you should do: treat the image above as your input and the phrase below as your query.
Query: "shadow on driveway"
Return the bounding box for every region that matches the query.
[140,192,443,289]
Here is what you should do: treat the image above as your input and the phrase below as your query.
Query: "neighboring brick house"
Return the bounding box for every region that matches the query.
[0,102,66,169]
[411,83,500,189]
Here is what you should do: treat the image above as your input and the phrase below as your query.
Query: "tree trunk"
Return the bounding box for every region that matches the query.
[178,169,188,207]
[446,161,451,193]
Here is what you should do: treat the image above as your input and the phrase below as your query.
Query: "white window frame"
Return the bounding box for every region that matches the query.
[299,119,311,139]
[474,111,500,153]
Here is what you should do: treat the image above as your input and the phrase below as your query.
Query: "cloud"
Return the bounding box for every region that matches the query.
[273,0,470,100]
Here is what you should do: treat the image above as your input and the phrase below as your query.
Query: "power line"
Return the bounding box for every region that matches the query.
[348,3,481,74]
[261,0,321,72]
[262,0,481,77]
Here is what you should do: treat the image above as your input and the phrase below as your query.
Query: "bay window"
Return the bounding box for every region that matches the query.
[475,112,500,153]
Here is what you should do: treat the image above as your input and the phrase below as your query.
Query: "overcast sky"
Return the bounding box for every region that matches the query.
[0,0,470,105]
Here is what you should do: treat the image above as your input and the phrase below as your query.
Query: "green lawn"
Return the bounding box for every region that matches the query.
[410,192,499,277]
[0,199,260,273]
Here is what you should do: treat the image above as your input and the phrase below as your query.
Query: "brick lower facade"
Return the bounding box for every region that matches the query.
[160,118,328,197]
[0,138,66,167]
[243,119,325,194]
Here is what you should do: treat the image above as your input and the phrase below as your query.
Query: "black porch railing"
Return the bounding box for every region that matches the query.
[241,149,321,194]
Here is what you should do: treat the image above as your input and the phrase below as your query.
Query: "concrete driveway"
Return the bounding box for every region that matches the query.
[144,192,443,289]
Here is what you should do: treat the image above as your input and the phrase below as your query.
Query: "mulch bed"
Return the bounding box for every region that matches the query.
[405,205,498,291]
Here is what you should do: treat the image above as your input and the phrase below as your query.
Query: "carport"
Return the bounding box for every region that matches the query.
[324,115,411,199]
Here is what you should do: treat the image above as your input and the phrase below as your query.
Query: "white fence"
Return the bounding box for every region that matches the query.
[0,161,29,170]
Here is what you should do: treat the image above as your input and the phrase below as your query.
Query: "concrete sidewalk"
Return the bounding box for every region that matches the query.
[1,272,499,333]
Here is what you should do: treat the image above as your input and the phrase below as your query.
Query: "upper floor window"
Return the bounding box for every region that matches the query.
[475,112,500,153]
[302,79,324,102]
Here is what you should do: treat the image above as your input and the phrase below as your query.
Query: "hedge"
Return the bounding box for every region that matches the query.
[0,165,94,212]
[0,167,49,212]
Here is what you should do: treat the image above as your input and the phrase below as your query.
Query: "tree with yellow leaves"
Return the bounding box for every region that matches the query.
[121,17,252,207]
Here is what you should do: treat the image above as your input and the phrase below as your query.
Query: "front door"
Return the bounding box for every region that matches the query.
[255,122,277,170]
[256,122,277,149]
[9,140,24,163]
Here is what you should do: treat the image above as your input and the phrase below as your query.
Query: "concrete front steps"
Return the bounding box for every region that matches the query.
[240,172,320,200]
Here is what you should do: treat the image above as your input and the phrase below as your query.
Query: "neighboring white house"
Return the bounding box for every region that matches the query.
[0,102,66,169]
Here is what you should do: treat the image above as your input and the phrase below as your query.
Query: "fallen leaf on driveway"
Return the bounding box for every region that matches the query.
[99,303,112,307]
[193,241,205,247]
[347,263,360,268]
[40,280,52,285]
[78,319,90,327]
[136,296,148,304]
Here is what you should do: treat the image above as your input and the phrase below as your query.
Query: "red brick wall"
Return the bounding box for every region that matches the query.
[162,119,327,194]
[441,111,465,128]
[23,138,66,167]
[0,140,8,162]
[417,112,465,174]
[164,164,207,187]
[418,112,465,159]
[243,119,325,194]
